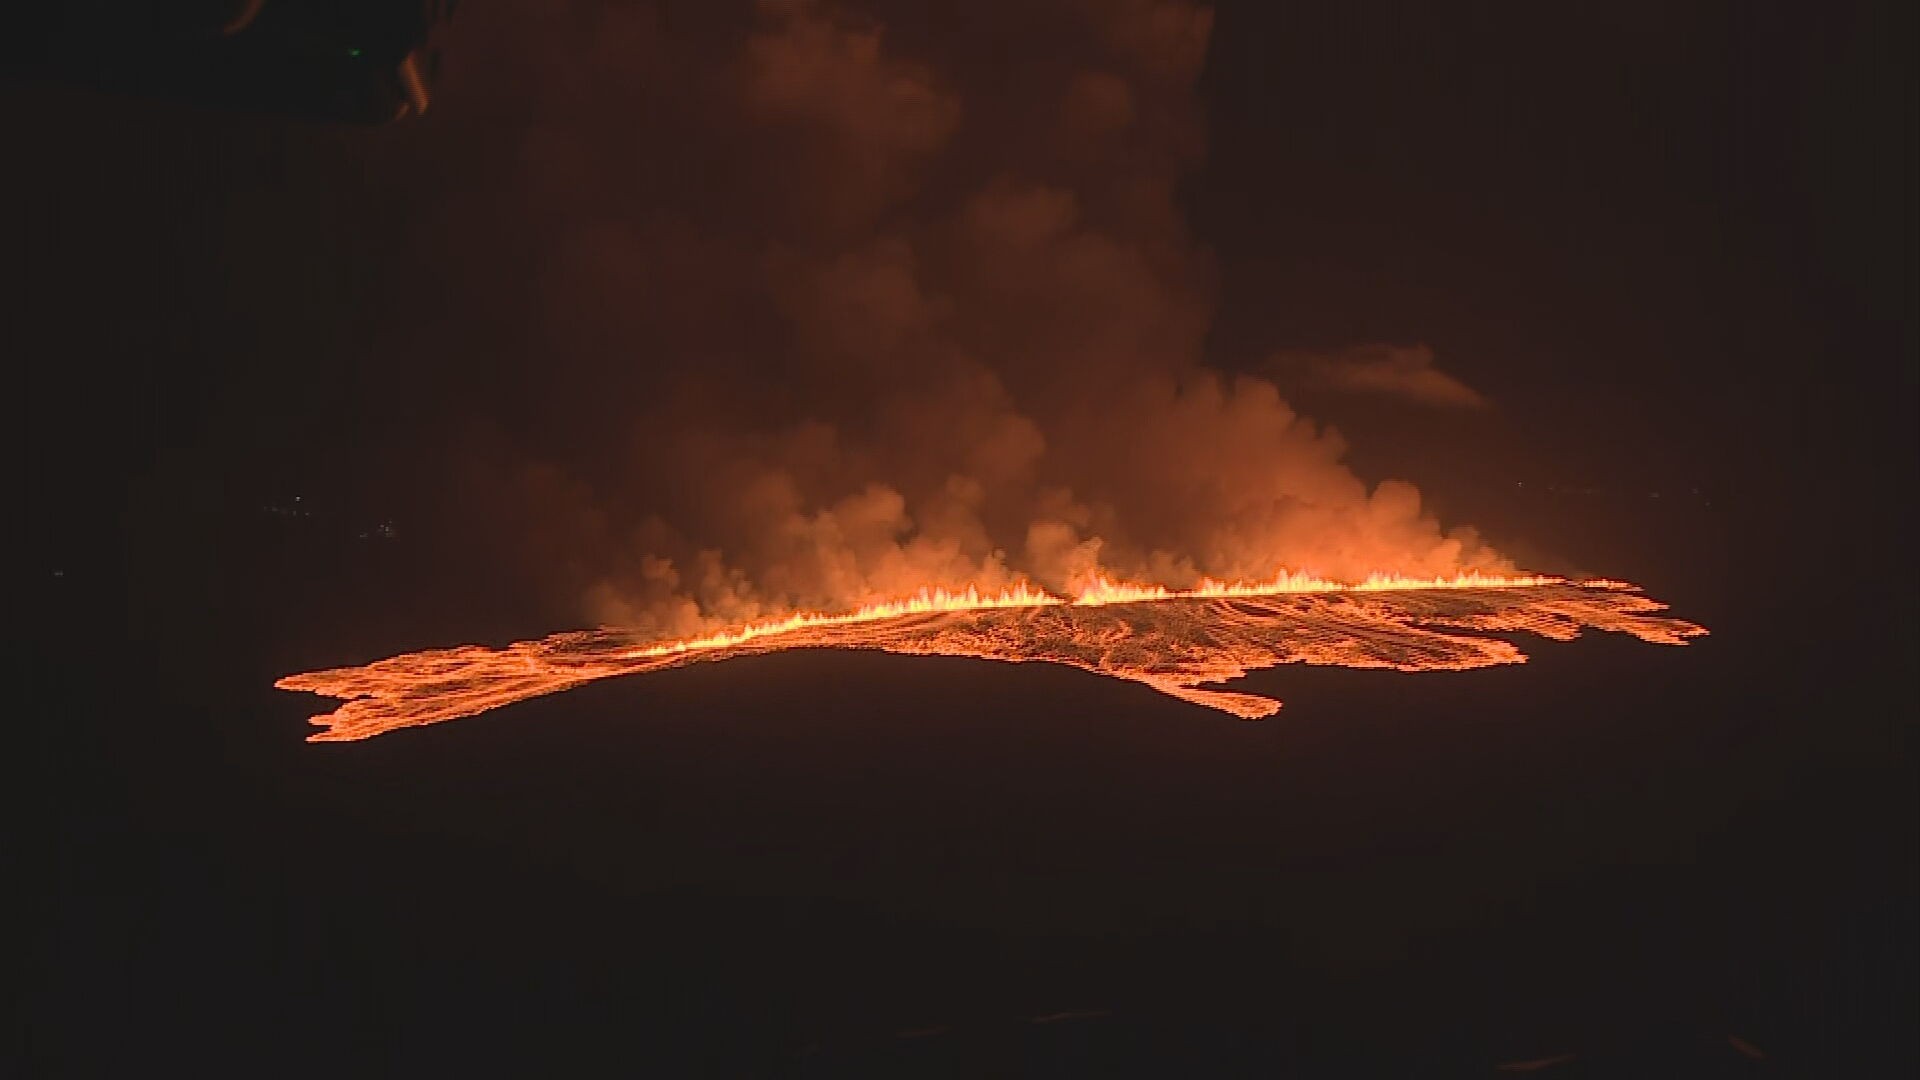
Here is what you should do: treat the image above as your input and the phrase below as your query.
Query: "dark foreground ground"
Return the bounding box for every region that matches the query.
[27,493,1917,1078]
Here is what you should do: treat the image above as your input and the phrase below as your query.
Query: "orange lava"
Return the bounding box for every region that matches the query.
[277,575,1705,742]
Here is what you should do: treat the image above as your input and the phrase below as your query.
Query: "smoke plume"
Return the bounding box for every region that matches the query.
[370,1,1513,638]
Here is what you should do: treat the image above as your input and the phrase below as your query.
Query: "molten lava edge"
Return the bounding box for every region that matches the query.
[276,576,1705,742]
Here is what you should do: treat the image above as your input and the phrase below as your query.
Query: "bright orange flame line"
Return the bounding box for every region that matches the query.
[622,581,1062,658]
[1070,570,1565,606]
[619,571,1575,660]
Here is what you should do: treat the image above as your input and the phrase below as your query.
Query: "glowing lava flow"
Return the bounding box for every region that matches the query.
[1068,570,1561,606]
[621,582,1062,657]
[276,574,1705,742]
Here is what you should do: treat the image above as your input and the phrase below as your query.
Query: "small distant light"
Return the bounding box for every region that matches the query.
[347,47,363,58]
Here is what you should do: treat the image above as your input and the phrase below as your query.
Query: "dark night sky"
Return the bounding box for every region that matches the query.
[16,1,1915,625]
[18,2,1917,1075]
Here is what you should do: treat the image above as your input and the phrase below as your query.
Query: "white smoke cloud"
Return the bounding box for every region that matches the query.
[390,1,1518,636]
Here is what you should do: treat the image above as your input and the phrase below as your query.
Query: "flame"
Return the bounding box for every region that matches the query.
[1069,570,1563,606]
[276,572,1704,743]
[619,582,1061,659]
[617,572,1566,660]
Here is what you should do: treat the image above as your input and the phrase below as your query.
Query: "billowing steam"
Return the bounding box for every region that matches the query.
[392,0,1512,641]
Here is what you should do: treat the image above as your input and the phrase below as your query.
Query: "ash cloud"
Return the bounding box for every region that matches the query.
[356,1,1513,637]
